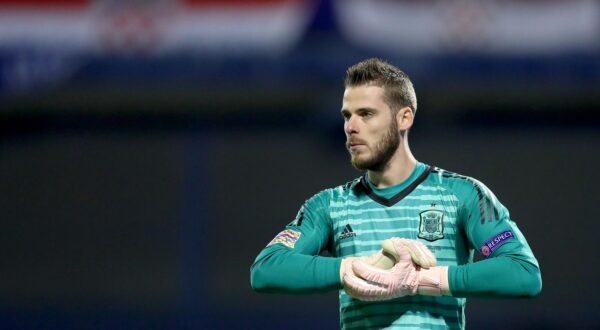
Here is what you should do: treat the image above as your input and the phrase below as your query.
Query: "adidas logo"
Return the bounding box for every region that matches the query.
[339,224,357,240]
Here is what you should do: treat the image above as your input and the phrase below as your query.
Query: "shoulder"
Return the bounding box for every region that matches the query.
[427,166,495,200]
[303,176,363,209]
[329,176,363,197]
[426,167,505,225]
[428,165,507,219]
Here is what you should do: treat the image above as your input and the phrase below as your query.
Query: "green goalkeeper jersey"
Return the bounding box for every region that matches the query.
[251,162,541,330]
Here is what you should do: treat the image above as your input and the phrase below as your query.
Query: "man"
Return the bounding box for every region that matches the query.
[250,58,541,329]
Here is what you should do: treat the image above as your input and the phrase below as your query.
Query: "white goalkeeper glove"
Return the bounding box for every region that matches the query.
[343,238,450,301]
[339,248,396,283]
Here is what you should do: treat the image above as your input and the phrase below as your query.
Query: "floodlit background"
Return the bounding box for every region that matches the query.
[1,0,599,329]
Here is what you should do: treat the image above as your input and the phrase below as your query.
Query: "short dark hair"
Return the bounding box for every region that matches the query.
[344,58,417,114]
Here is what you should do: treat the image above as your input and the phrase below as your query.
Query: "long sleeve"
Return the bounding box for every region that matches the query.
[250,190,342,293]
[447,178,542,298]
[251,246,342,293]
[448,224,542,297]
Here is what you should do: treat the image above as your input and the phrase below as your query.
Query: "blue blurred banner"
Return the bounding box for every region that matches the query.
[0,0,598,101]
[0,0,314,56]
[333,0,600,55]
[1,0,597,56]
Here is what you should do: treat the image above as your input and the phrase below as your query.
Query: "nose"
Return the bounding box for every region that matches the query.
[345,116,359,135]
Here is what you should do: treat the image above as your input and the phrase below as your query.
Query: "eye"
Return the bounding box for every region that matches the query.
[360,110,374,118]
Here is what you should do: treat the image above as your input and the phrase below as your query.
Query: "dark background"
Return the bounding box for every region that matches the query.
[1,0,599,329]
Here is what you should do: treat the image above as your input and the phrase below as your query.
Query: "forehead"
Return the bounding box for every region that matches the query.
[342,85,388,110]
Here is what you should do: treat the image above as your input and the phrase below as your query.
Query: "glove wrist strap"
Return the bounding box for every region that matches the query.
[417,266,451,296]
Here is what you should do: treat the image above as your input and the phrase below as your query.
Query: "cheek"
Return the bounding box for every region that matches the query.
[368,126,386,141]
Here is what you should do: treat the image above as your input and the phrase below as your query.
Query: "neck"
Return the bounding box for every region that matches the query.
[367,140,417,188]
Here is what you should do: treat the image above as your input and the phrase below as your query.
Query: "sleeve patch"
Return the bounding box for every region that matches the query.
[267,229,302,249]
[481,230,514,257]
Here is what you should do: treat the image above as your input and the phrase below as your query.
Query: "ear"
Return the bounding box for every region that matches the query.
[396,107,414,131]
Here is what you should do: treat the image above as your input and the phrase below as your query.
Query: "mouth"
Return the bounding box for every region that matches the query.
[347,140,367,151]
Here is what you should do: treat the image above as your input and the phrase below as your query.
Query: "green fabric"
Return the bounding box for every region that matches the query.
[365,161,427,198]
[251,192,342,293]
[250,163,541,329]
[448,225,542,297]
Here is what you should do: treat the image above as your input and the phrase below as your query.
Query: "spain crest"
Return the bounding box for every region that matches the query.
[418,210,444,242]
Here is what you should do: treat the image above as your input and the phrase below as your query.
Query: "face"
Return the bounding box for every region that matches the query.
[341,85,400,171]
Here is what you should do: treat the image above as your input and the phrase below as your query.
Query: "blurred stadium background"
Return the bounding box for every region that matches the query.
[1,0,599,329]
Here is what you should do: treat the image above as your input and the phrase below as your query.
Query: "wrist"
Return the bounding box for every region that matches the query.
[340,257,355,284]
[417,266,451,296]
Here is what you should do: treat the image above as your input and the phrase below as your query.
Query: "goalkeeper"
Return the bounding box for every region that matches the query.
[250,58,541,330]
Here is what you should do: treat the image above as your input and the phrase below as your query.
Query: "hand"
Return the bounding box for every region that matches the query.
[339,248,396,283]
[343,238,438,301]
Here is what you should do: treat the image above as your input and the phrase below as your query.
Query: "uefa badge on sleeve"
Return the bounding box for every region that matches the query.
[418,210,444,242]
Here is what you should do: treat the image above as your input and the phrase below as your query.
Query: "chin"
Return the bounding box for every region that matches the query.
[351,157,372,170]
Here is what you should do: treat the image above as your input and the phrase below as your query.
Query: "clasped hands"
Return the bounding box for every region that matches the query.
[340,238,445,301]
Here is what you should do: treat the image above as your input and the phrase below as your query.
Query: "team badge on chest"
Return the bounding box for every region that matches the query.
[418,210,444,242]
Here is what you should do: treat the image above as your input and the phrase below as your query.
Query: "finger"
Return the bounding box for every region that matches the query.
[365,249,395,270]
[411,241,437,268]
[397,239,437,268]
[382,239,411,262]
[352,260,393,284]
[372,251,396,269]
[343,274,389,301]
[361,249,383,265]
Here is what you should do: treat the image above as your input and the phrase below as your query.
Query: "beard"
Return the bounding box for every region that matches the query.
[349,119,400,171]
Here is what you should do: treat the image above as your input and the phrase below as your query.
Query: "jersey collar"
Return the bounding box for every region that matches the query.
[358,165,433,207]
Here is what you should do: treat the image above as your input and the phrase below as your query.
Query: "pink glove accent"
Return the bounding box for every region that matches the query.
[339,249,392,284]
[418,266,450,296]
[343,238,445,301]
[343,239,420,301]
